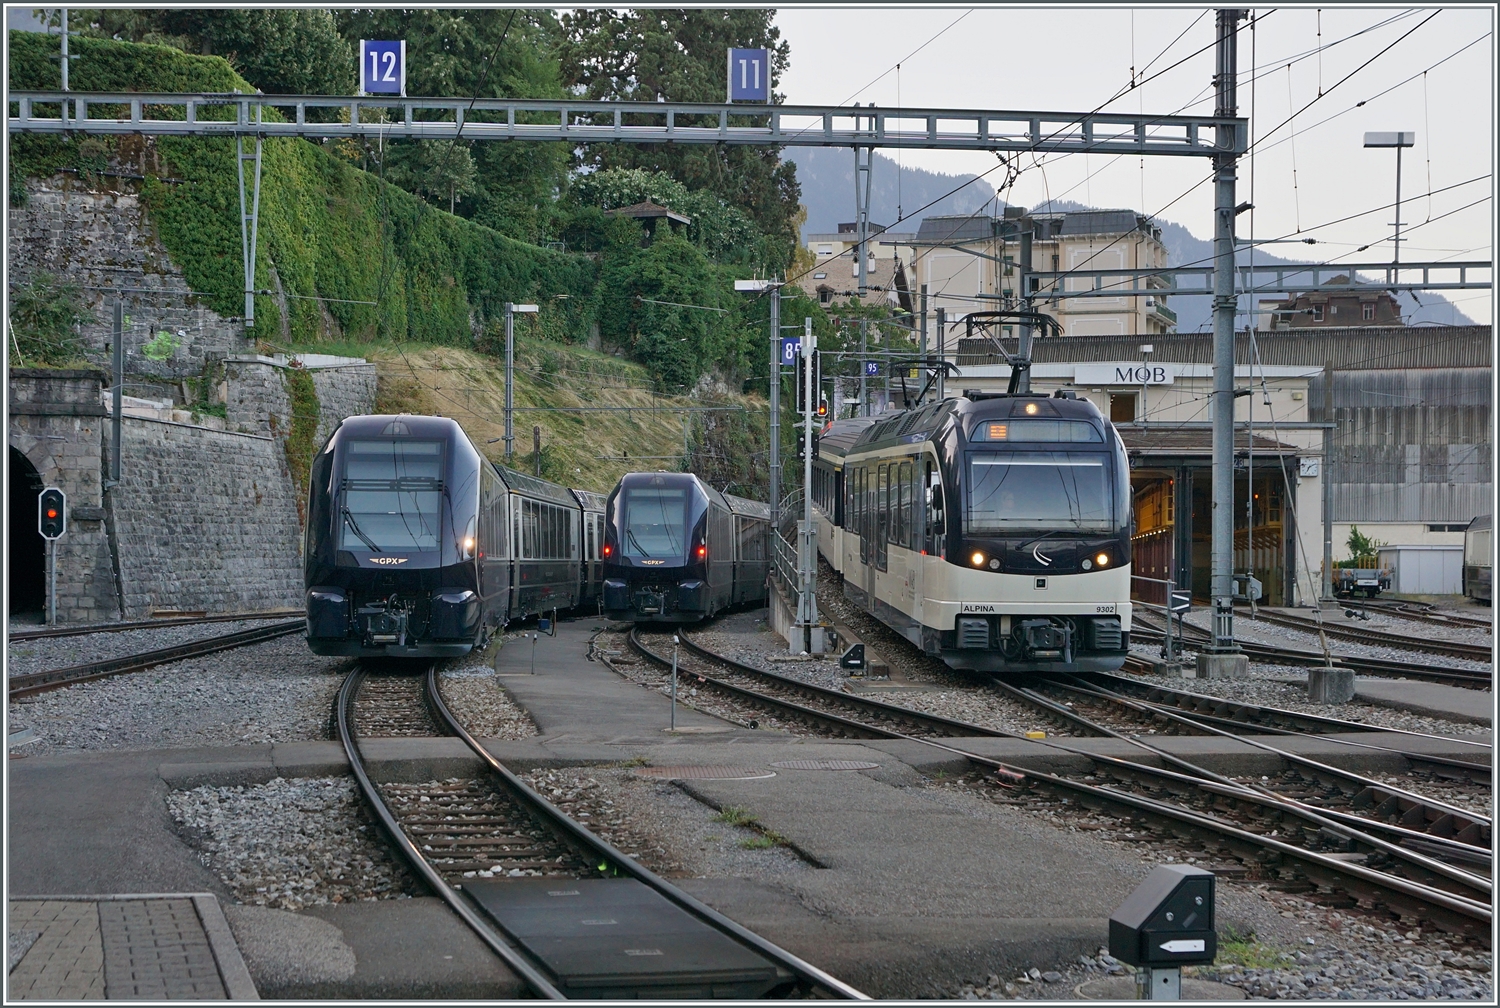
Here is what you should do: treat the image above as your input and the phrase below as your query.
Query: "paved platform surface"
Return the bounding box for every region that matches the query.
[7,894,256,1000]
[1265,674,1493,725]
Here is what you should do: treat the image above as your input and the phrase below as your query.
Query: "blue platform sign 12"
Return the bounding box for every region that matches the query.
[780,336,801,367]
[864,361,880,377]
[360,40,406,96]
[727,48,770,102]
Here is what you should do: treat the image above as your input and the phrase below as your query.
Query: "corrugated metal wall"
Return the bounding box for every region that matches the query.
[1308,369,1492,524]
[1005,326,1491,525]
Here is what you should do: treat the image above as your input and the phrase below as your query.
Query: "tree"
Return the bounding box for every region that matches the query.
[1346,526,1384,564]
[333,9,570,238]
[9,272,92,365]
[558,9,801,267]
[597,232,736,392]
[69,8,354,95]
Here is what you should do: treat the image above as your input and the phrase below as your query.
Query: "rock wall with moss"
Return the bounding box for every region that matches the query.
[7,30,598,351]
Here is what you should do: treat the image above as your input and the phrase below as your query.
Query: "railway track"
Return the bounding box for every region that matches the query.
[7,619,306,699]
[1133,613,1492,690]
[629,629,1010,741]
[623,628,1492,941]
[336,663,865,999]
[1248,609,1493,663]
[1085,671,1492,785]
[1000,675,1492,859]
[1353,600,1492,630]
[9,609,305,642]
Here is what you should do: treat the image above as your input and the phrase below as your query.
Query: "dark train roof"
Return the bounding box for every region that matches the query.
[331,414,465,439]
[816,416,880,461]
[498,465,577,507]
[849,393,1108,453]
[613,471,768,519]
[723,493,770,520]
[571,488,607,511]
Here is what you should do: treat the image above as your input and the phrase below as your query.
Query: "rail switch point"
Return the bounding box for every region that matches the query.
[1109,864,1216,1001]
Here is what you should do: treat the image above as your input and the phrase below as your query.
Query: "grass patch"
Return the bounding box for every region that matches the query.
[738,835,780,850]
[615,756,649,768]
[327,341,765,494]
[1216,925,1294,970]
[712,806,757,827]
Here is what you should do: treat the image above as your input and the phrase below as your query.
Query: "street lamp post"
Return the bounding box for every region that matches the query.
[1363,132,1416,279]
[502,302,538,463]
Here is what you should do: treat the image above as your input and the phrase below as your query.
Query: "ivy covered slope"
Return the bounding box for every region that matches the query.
[7,30,595,344]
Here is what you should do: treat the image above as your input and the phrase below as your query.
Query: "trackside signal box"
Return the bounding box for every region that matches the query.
[38,487,67,539]
[1109,864,1216,968]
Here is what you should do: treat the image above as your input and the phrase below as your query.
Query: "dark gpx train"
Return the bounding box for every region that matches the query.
[601,472,770,623]
[303,415,606,657]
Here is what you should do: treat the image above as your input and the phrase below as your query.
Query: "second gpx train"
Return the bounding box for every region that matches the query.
[811,391,1133,673]
[600,471,771,623]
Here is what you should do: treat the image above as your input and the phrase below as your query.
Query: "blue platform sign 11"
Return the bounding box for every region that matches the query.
[780,336,801,367]
[727,48,770,102]
[864,360,880,377]
[360,40,406,96]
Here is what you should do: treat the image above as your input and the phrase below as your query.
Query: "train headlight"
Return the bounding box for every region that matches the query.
[1081,558,1093,571]
[1024,402,1040,415]
[1095,552,1111,567]
[970,551,986,568]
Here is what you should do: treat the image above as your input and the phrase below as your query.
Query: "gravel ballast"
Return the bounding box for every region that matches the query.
[6,617,301,679]
[8,634,348,756]
[437,657,539,740]
[167,776,421,910]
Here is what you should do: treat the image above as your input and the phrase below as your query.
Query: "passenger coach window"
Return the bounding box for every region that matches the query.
[340,439,443,552]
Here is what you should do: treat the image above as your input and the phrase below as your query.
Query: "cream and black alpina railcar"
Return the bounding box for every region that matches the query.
[813,392,1133,673]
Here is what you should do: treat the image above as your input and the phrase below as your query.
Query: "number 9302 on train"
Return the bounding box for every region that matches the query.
[812,391,1132,673]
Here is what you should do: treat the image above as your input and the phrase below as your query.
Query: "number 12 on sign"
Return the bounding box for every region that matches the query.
[360,40,406,96]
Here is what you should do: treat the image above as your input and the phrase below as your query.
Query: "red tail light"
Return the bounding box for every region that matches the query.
[696,545,707,559]
[602,543,612,557]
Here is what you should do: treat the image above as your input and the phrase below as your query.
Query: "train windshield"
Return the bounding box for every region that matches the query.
[966,450,1116,532]
[339,440,444,551]
[620,487,687,559]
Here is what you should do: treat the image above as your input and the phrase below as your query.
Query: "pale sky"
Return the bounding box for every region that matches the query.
[775,4,1495,324]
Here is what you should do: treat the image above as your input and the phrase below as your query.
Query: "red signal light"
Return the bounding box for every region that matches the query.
[46,509,58,519]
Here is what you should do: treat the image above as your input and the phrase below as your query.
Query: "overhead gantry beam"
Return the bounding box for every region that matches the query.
[8,91,1246,157]
[1026,260,1492,298]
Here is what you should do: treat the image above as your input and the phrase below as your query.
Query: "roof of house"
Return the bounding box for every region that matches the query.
[606,201,692,225]
[1058,209,1144,236]
[914,215,995,244]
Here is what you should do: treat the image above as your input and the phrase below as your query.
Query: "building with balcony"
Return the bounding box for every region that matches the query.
[899,207,1175,338]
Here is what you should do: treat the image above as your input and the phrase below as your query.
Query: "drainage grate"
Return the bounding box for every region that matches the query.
[632,766,776,780]
[769,760,880,771]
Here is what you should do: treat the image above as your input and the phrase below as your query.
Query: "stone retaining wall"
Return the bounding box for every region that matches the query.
[8,178,249,379]
[109,418,303,616]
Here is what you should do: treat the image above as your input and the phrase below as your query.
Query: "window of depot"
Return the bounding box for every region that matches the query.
[1363,303,1375,321]
[1311,305,1324,322]
[1109,393,1137,423]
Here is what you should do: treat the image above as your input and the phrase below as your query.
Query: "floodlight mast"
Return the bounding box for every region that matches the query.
[1363,131,1416,277]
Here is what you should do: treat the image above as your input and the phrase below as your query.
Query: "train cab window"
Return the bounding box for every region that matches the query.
[621,486,688,559]
[340,439,443,551]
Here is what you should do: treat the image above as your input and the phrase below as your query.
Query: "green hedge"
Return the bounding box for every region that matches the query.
[8,31,597,345]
